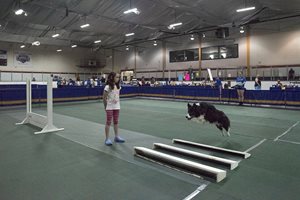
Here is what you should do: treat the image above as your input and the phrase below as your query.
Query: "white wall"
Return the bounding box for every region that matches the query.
[0,41,105,74]
[115,27,300,79]
[250,29,300,66]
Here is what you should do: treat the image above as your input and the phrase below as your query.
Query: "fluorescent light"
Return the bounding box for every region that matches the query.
[125,32,135,37]
[52,34,60,38]
[94,40,101,43]
[80,24,90,28]
[153,41,157,46]
[71,45,77,48]
[57,49,62,52]
[20,45,25,48]
[124,8,140,15]
[168,22,182,30]
[32,41,40,46]
[15,9,24,15]
[126,46,129,51]
[190,35,195,40]
[236,7,256,12]
[202,33,206,38]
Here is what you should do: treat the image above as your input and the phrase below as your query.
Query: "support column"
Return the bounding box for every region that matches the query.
[134,47,137,78]
[198,35,202,79]
[246,27,251,79]
[162,41,167,80]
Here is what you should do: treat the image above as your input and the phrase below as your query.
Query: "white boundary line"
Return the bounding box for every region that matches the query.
[274,121,300,141]
[183,184,208,200]
[244,139,267,153]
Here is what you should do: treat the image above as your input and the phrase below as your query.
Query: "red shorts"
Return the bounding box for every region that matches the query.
[106,110,120,125]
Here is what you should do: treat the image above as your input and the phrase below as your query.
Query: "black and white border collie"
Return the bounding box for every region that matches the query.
[186,102,231,136]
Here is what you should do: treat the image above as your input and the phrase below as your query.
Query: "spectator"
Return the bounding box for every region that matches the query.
[276,80,284,89]
[254,76,262,90]
[141,76,145,86]
[215,76,222,100]
[101,76,106,84]
[32,77,36,81]
[289,68,295,80]
[236,71,246,106]
[150,77,155,85]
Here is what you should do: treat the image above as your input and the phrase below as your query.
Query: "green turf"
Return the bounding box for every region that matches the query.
[0,113,198,200]
[1,98,300,200]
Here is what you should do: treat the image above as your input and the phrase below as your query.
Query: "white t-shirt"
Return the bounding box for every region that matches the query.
[104,85,121,110]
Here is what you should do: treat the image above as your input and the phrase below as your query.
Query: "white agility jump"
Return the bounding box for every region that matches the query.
[16,78,64,134]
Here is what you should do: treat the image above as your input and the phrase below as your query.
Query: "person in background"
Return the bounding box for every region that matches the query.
[101,76,106,84]
[32,77,36,81]
[236,71,246,105]
[215,76,222,100]
[289,68,295,80]
[254,75,262,90]
[141,76,145,86]
[276,80,283,89]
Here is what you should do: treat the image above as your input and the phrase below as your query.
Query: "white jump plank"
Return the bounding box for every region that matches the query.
[153,143,239,170]
[134,147,227,182]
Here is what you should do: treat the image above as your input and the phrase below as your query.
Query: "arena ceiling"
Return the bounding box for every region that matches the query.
[0,0,299,49]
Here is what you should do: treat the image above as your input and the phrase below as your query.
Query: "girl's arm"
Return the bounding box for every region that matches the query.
[103,91,108,109]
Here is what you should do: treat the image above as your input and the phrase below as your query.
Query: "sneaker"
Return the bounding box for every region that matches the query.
[114,136,125,143]
[105,139,113,146]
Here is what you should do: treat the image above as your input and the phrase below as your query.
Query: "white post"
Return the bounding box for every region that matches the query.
[16,77,64,134]
[47,77,53,126]
[27,79,32,113]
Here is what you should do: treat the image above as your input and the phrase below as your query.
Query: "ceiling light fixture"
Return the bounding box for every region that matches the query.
[20,45,25,48]
[57,49,62,52]
[240,26,245,33]
[236,7,256,12]
[15,9,24,15]
[202,33,206,38]
[71,45,77,48]
[80,23,90,28]
[190,35,195,41]
[126,46,129,51]
[94,40,101,44]
[153,41,158,46]
[52,33,60,38]
[167,22,182,30]
[125,32,135,37]
[32,41,40,46]
[124,8,140,15]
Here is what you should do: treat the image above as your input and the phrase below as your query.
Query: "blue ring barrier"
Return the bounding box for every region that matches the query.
[0,85,300,107]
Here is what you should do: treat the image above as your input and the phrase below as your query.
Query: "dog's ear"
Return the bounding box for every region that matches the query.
[187,103,191,107]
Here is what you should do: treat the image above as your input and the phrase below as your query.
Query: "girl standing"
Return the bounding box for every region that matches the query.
[103,72,125,146]
[236,71,246,106]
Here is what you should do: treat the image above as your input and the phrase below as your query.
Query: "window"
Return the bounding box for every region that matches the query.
[201,44,238,60]
[169,49,199,63]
